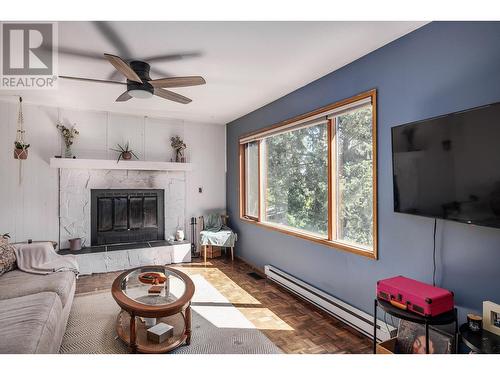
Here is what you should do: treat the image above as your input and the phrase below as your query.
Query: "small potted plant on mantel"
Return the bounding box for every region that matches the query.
[56,122,79,158]
[170,135,187,162]
[111,142,139,163]
[14,141,30,160]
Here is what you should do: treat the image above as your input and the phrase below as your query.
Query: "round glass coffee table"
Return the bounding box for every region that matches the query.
[111,265,195,353]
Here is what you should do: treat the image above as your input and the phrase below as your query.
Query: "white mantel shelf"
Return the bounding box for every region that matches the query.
[50,157,194,171]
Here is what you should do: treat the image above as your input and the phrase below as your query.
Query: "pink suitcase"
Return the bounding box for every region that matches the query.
[376,276,454,317]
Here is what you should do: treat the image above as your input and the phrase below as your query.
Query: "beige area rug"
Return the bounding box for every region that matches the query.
[60,274,282,354]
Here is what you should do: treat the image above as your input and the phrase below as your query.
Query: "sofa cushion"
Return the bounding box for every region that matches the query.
[0,292,62,353]
[0,242,16,276]
[0,270,75,307]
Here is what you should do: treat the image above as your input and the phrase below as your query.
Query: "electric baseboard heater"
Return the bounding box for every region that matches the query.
[264,265,395,342]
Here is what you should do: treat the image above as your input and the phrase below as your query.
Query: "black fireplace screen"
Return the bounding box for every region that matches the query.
[90,189,164,246]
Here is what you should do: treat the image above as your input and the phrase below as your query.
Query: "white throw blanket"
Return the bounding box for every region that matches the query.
[14,242,79,275]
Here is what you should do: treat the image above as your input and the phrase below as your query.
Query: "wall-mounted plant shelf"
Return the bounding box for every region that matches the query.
[49,157,194,172]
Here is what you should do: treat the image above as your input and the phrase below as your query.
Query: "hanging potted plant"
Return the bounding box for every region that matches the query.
[14,97,29,160]
[170,135,187,162]
[14,140,30,160]
[56,122,79,158]
[110,142,139,163]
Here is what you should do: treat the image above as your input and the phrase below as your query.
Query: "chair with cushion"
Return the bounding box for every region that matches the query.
[199,213,237,264]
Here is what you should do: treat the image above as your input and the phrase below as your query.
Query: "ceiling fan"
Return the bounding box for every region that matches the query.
[60,53,206,104]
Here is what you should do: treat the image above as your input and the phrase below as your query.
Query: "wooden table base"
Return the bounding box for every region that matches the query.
[116,309,190,354]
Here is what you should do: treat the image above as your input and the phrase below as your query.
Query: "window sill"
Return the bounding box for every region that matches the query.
[239,216,377,259]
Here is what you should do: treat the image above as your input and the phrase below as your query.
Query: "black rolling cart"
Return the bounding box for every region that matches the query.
[373,298,459,354]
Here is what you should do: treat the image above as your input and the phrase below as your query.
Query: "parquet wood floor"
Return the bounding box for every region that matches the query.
[75,256,372,354]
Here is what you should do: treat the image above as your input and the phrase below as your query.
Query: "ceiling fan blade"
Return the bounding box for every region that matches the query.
[149,76,206,88]
[116,91,132,102]
[144,52,202,63]
[108,65,168,81]
[42,45,104,61]
[106,67,171,81]
[153,88,192,104]
[104,53,142,83]
[93,22,133,58]
[59,75,126,85]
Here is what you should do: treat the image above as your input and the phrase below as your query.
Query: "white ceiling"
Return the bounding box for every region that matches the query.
[12,21,427,124]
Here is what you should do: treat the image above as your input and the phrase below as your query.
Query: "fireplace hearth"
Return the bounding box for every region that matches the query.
[90,189,164,246]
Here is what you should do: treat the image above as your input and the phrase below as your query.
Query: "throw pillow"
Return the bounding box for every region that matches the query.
[0,243,17,276]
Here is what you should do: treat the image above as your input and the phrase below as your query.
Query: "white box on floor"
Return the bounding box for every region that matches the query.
[147,322,173,343]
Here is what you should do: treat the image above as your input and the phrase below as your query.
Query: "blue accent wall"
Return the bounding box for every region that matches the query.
[226,22,500,318]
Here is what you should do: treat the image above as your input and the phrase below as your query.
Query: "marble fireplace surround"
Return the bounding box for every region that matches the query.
[59,169,185,250]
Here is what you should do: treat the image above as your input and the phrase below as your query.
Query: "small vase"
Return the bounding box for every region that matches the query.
[64,144,72,158]
[143,317,157,328]
[175,150,184,163]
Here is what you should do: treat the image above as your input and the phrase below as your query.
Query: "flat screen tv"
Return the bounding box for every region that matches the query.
[392,101,500,228]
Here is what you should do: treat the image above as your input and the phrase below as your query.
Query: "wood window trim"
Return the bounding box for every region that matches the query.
[239,143,245,218]
[257,140,262,221]
[328,118,335,241]
[239,216,375,258]
[240,142,259,221]
[238,89,378,260]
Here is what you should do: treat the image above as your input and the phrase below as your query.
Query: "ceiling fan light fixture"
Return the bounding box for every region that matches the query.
[64,53,202,104]
[128,89,153,99]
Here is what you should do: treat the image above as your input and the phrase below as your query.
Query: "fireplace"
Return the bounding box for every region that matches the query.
[90,189,164,246]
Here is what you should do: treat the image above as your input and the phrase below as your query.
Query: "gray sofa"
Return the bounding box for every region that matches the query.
[0,268,76,353]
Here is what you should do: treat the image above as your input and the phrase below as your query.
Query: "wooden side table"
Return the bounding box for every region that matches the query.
[460,323,500,353]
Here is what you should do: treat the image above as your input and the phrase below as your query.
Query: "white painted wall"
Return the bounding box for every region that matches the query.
[0,99,226,246]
